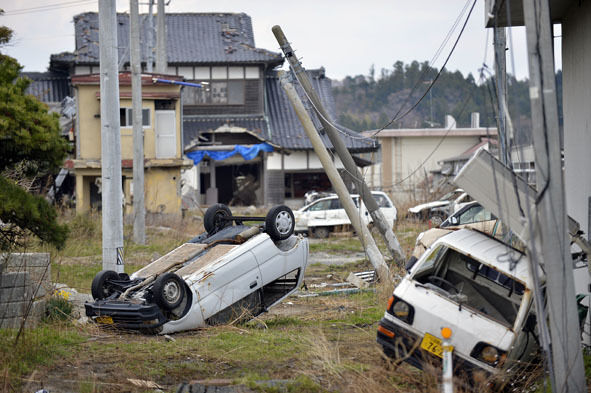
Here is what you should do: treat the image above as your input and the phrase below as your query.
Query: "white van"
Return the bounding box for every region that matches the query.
[377,229,539,384]
[294,191,397,238]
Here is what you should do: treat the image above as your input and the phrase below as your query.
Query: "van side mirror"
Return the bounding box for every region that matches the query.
[405,256,418,272]
[450,216,458,225]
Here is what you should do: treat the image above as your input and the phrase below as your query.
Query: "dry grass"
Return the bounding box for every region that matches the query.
[0,209,563,392]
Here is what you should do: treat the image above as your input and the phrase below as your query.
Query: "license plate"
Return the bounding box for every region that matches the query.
[95,315,114,324]
[420,333,453,358]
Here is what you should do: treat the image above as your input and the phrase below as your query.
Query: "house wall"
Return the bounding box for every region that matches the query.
[377,135,482,203]
[73,80,185,215]
[75,83,182,160]
[563,1,591,235]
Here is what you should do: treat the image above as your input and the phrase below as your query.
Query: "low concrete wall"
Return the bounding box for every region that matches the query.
[0,253,51,329]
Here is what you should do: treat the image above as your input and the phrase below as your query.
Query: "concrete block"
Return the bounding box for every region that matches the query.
[1,253,51,295]
[0,272,30,289]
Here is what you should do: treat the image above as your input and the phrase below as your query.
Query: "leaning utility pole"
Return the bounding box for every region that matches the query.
[155,0,167,73]
[146,0,154,73]
[280,73,390,280]
[493,25,509,164]
[272,25,405,265]
[130,0,146,244]
[522,0,586,390]
[99,0,124,273]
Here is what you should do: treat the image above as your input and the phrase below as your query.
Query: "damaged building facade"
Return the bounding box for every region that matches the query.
[43,12,376,211]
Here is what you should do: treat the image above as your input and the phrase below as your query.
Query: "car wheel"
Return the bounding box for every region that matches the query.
[152,272,186,310]
[265,205,295,241]
[204,203,232,234]
[313,227,330,239]
[428,213,445,227]
[91,270,120,300]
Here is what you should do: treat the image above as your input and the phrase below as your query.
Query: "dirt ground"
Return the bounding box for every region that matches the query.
[21,235,412,393]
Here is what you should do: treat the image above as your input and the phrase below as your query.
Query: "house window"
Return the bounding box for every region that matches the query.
[120,108,150,128]
[183,80,244,105]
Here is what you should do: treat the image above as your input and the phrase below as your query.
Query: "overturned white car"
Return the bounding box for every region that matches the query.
[85,204,308,334]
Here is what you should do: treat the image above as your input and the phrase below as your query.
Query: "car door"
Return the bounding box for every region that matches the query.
[306,199,331,227]
[192,248,263,321]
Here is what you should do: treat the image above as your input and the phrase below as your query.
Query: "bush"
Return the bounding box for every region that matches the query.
[44,289,73,321]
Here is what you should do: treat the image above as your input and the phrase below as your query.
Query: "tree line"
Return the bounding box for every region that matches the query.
[332,60,563,146]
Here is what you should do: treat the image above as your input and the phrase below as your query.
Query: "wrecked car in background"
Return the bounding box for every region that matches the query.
[294,191,397,238]
[408,188,472,226]
[377,229,539,382]
[85,204,308,334]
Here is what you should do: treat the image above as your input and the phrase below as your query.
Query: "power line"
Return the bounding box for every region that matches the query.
[3,0,95,16]
[371,0,477,138]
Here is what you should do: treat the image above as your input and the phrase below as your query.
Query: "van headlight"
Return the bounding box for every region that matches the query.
[471,342,507,367]
[386,295,414,324]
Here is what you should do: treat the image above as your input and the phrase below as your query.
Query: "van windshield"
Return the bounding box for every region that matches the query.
[412,245,524,327]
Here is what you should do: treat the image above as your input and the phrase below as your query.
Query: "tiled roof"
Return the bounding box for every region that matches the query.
[265,69,377,153]
[51,12,283,67]
[183,115,269,149]
[22,72,71,103]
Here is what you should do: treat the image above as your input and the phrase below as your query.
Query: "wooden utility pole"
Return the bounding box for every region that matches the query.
[272,25,405,265]
[155,0,167,73]
[99,0,124,273]
[522,0,586,390]
[280,73,390,280]
[130,0,145,245]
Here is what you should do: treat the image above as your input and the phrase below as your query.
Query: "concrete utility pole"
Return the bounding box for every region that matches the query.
[272,25,405,265]
[99,0,124,273]
[493,26,509,164]
[130,0,146,245]
[155,0,167,73]
[146,0,154,73]
[522,0,586,390]
[280,73,390,280]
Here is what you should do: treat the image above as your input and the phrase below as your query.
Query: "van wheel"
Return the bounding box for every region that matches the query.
[204,204,232,234]
[152,273,185,310]
[313,227,330,239]
[265,205,295,241]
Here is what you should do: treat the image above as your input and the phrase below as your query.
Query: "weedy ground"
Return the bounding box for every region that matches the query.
[0,209,584,392]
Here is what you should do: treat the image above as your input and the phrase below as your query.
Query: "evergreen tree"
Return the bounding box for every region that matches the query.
[0,22,69,250]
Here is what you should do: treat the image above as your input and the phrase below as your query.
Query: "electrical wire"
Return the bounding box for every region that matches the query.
[3,0,95,16]
[370,0,477,138]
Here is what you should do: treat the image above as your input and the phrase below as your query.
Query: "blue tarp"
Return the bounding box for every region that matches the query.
[186,142,274,165]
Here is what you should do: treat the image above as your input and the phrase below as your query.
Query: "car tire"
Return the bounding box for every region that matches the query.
[428,213,445,227]
[313,227,330,239]
[265,205,295,241]
[91,270,120,300]
[152,272,185,310]
[204,203,232,234]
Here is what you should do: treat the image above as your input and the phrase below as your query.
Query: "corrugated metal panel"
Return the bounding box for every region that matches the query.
[265,69,378,153]
[57,12,282,66]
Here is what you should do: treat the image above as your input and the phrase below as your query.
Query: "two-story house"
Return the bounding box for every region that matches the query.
[49,12,378,210]
[68,72,191,214]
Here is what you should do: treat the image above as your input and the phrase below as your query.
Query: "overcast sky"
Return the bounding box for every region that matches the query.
[2,0,561,81]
